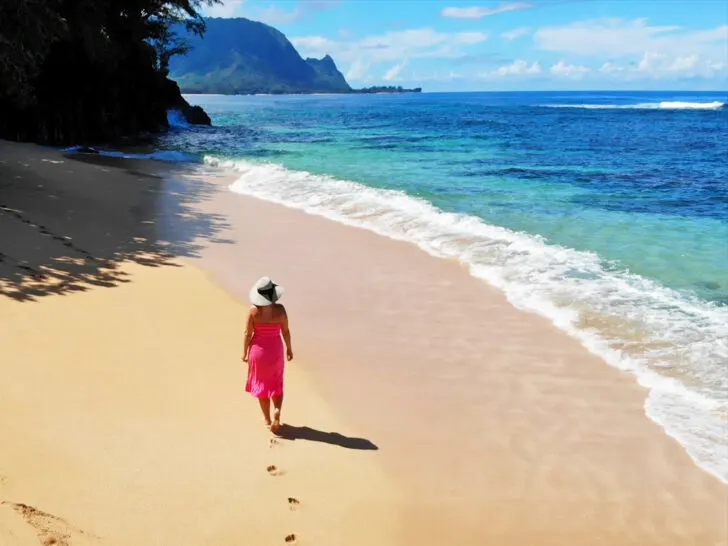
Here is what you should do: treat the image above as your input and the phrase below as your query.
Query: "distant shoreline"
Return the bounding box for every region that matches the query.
[179,87,423,96]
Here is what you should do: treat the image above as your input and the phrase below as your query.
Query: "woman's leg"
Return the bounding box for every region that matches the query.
[258,397,272,427]
[271,394,284,432]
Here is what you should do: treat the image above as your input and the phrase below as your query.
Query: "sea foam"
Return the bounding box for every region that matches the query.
[208,155,728,483]
[540,101,725,110]
[167,109,191,128]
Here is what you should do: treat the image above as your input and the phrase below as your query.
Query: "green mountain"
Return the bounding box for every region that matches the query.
[169,18,351,94]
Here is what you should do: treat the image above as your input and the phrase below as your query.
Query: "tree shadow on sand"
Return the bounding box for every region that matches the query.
[0,145,234,302]
[275,425,379,451]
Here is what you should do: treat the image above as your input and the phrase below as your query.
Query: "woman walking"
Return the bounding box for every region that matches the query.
[242,276,293,433]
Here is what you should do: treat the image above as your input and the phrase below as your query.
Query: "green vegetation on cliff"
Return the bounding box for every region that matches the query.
[169,17,351,94]
[0,0,217,145]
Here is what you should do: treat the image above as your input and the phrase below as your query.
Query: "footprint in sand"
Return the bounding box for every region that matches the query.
[287,497,300,511]
[269,438,280,448]
[267,465,284,477]
[285,533,297,543]
[1,501,93,546]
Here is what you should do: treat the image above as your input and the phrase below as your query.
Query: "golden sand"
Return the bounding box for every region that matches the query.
[1,141,726,545]
[0,261,400,545]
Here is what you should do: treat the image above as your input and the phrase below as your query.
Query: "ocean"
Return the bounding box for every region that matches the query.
[152,90,726,482]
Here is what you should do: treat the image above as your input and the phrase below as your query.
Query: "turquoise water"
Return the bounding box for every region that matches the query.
[157,91,727,481]
[168,92,728,301]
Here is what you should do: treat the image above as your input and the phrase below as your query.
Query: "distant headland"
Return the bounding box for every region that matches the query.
[170,18,422,96]
[353,86,422,95]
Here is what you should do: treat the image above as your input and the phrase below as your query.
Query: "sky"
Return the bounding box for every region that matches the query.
[201,0,728,91]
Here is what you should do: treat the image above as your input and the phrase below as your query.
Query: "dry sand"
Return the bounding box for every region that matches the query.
[1,141,727,545]
[0,261,399,546]
[0,142,399,545]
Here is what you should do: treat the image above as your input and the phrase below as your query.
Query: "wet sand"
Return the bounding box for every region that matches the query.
[182,167,728,545]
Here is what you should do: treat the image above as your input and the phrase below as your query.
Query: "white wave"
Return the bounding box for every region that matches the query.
[208,155,728,483]
[658,101,725,109]
[166,109,190,128]
[541,101,725,110]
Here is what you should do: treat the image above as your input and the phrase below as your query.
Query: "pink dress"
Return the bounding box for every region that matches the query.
[246,322,284,398]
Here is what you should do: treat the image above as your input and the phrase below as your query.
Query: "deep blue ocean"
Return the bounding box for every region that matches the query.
[152,90,728,480]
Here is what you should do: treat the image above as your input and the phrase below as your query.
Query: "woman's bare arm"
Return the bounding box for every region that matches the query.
[242,307,256,361]
[280,306,293,361]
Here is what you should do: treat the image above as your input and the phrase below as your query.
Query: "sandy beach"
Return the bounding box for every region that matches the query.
[0,142,399,545]
[1,141,726,545]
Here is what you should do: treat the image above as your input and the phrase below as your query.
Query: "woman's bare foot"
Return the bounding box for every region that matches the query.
[263,417,272,429]
[271,409,282,434]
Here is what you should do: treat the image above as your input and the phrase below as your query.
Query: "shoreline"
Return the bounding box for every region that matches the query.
[178,163,727,543]
[180,89,423,97]
[206,154,728,485]
[1,141,726,544]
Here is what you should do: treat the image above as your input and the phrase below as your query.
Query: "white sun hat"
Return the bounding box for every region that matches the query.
[249,276,284,306]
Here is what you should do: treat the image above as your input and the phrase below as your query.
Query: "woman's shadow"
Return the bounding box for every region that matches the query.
[276,424,378,450]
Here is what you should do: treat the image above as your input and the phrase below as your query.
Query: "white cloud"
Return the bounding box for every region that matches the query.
[441,2,532,19]
[204,0,246,18]
[634,52,725,78]
[599,61,624,73]
[293,27,487,66]
[204,0,302,23]
[533,18,727,83]
[669,54,699,72]
[303,0,341,10]
[501,26,531,40]
[535,18,727,58]
[536,18,677,56]
[498,59,541,75]
[479,59,541,78]
[456,31,489,44]
[383,59,408,81]
[345,59,371,81]
[293,27,487,81]
[636,51,664,72]
[550,60,590,77]
[292,35,338,59]
[207,0,339,23]
[256,5,303,24]
[595,52,725,80]
[409,70,466,82]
